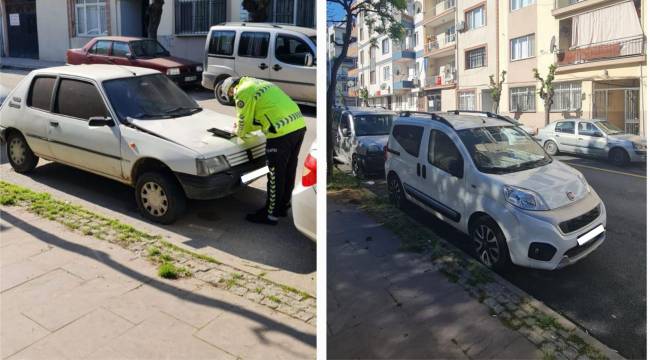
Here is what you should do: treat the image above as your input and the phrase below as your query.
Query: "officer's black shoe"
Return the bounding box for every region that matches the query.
[279,203,291,217]
[245,210,278,225]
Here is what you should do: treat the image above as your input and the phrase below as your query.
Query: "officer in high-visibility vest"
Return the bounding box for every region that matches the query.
[221,76,307,225]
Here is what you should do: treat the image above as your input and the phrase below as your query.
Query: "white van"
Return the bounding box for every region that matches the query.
[201,23,316,106]
[385,110,606,270]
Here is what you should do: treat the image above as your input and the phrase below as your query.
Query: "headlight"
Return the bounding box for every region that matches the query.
[369,144,383,152]
[196,156,230,176]
[503,185,548,211]
[196,65,203,72]
[633,142,646,151]
[166,68,181,76]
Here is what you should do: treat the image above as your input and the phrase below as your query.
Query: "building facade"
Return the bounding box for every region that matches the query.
[328,23,358,106]
[1,0,315,64]
[354,0,646,135]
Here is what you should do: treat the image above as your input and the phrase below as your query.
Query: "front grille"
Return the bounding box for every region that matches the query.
[564,231,604,258]
[226,143,266,167]
[558,205,600,234]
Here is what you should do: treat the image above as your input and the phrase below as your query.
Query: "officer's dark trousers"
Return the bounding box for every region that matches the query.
[264,128,307,218]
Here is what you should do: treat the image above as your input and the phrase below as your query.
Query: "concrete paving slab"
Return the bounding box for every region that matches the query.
[0,312,49,359]
[1,269,83,313]
[0,259,50,292]
[0,242,52,267]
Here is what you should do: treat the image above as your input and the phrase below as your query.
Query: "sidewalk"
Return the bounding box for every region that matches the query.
[327,199,542,359]
[0,206,315,359]
[0,57,64,71]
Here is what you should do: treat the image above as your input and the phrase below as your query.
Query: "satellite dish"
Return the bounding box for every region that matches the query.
[549,36,557,53]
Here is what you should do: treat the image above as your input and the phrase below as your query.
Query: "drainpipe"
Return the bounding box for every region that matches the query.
[495,0,500,113]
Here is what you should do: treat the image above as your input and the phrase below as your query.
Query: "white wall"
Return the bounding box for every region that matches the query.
[36,0,70,62]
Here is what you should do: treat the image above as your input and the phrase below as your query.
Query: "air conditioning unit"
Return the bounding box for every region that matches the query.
[456,21,466,32]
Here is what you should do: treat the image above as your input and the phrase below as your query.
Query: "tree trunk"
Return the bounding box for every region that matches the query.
[544,102,551,125]
[147,0,164,40]
[491,100,499,114]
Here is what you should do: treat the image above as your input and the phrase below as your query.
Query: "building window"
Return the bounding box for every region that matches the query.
[509,86,536,112]
[75,0,108,36]
[552,82,582,112]
[413,31,419,48]
[465,47,486,69]
[383,65,390,81]
[370,46,376,59]
[481,89,494,112]
[370,70,376,85]
[382,39,389,54]
[360,73,364,87]
[510,34,535,61]
[511,0,534,11]
[175,0,227,35]
[465,6,486,30]
[458,91,476,110]
[359,50,364,65]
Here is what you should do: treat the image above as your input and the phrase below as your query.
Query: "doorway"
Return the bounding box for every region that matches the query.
[5,0,39,59]
[592,79,641,134]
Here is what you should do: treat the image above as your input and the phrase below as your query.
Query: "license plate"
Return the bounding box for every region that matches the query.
[241,166,269,184]
[577,224,604,246]
[184,76,197,82]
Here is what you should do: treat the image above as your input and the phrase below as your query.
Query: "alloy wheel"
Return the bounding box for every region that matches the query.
[9,137,26,166]
[140,181,169,217]
[544,141,557,155]
[473,224,500,267]
[388,176,402,206]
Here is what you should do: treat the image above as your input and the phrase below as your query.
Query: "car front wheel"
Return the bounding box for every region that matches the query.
[214,77,234,106]
[7,132,39,173]
[387,172,407,209]
[135,172,186,224]
[609,148,630,167]
[351,155,365,180]
[470,216,511,270]
[544,140,559,156]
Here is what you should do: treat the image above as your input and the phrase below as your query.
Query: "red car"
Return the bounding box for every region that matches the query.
[66,36,203,87]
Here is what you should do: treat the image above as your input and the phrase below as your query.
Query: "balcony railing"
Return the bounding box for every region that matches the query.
[424,0,456,21]
[425,73,456,88]
[554,0,585,9]
[424,34,456,54]
[556,36,645,66]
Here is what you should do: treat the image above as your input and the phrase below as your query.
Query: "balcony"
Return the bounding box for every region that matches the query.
[424,73,456,89]
[424,33,456,58]
[553,0,624,18]
[423,0,456,26]
[556,36,645,70]
[392,49,416,62]
[393,77,415,91]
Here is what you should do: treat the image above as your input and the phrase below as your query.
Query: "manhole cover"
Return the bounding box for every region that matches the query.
[197,211,221,221]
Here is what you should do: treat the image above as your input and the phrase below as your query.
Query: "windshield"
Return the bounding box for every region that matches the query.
[130,40,169,58]
[594,121,624,135]
[457,126,551,174]
[103,74,201,121]
[353,114,393,136]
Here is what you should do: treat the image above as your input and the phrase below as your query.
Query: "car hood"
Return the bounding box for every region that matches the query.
[488,160,587,210]
[135,56,199,68]
[356,135,389,150]
[609,133,646,144]
[129,109,264,157]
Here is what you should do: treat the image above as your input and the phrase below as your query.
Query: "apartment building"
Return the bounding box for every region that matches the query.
[356,0,646,135]
[328,23,358,106]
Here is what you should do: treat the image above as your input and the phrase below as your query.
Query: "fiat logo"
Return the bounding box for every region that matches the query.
[566,192,576,200]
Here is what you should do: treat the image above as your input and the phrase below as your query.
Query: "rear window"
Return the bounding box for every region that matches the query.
[27,76,56,111]
[275,34,313,66]
[55,79,109,120]
[238,32,270,58]
[208,31,236,56]
[392,124,423,157]
[112,42,130,57]
[555,121,575,134]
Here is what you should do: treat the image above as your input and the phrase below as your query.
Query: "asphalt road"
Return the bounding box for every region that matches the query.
[0,69,316,294]
[341,155,646,358]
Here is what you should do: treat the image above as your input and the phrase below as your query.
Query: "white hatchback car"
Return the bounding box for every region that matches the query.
[385,110,606,270]
[0,65,268,224]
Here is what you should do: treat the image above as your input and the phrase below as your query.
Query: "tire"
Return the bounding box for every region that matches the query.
[609,147,630,167]
[351,155,365,180]
[544,140,559,156]
[6,132,39,173]
[387,172,407,210]
[135,172,186,224]
[214,77,234,106]
[470,216,511,270]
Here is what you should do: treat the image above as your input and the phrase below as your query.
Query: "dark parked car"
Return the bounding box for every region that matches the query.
[66,36,203,87]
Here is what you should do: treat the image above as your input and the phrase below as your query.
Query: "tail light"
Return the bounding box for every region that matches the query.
[302,153,317,187]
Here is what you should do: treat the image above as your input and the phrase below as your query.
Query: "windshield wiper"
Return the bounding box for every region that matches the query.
[164,106,202,116]
[131,112,172,119]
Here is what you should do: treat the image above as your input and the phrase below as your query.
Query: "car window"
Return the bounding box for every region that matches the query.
[578,122,600,136]
[275,34,313,66]
[55,79,109,120]
[340,115,350,131]
[428,129,463,177]
[208,30,236,56]
[90,40,111,55]
[27,76,56,111]
[555,121,575,134]
[112,42,130,57]
[238,32,270,58]
[392,124,424,157]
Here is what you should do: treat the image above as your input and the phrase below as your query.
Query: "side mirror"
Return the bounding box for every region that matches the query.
[125,52,135,60]
[592,132,603,138]
[448,159,463,178]
[304,53,314,67]
[341,128,350,137]
[88,116,114,127]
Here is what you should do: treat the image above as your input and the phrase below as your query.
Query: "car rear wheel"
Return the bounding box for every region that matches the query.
[470,216,511,270]
[351,156,365,180]
[135,172,186,224]
[609,147,630,167]
[6,132,39,173]
[387,172,407,209]
[214,77,234,106]
[544,140,559,156]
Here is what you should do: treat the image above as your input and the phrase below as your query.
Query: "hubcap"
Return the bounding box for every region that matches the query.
[389,177,401,204]
[473,225,500,266]
[9,138,26,165]
[140,181,168,217]
[216,81,229,102]
[546,143,555,153]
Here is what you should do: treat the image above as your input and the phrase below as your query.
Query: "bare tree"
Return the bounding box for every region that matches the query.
[146,0,164,40]
[242,0,271,22]
[488,70,506,113]
[327,0,406,177]
[358,87,369,107]
[533,64,558,126]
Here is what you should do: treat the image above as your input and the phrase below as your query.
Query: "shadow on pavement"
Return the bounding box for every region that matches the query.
[11,161,315,274]
[1,210,316,352]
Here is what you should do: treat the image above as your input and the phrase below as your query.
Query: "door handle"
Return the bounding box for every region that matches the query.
[421,165,426,179]
[259,63,268,70]
[50,121,59,127]
[416,163,421,177]
[273,64,282,71]
[555,134,560,137]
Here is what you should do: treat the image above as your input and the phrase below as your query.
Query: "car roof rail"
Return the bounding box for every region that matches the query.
[399,111,453,128]
[447,109,510,121]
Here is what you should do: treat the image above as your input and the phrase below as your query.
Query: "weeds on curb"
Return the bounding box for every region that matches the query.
[158,262,180,279]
